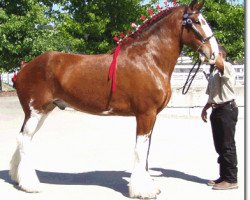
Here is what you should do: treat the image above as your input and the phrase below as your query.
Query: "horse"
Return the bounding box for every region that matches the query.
[9,0,219,198]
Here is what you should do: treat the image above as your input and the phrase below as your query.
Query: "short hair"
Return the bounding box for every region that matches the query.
[218,45,227,59]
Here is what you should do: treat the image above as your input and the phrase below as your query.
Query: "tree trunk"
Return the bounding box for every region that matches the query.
[0,73,2,92]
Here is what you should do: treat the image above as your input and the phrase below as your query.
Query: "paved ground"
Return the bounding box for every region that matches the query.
[0,96,245,200]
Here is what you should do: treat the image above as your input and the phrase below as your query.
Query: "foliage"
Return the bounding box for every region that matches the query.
[203,1,244,62]
[0,0,245,72]
[0,0,148,72]
[178,0,244,63]
[0,0,80,72]
[57,0,147,54]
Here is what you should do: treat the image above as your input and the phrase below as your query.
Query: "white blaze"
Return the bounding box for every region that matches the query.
[198,14,219,63]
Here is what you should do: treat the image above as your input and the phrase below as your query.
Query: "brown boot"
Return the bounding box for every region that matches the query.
[207,178,223,186]
[212,181,238,190]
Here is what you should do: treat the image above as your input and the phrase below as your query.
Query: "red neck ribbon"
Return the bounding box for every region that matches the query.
[109,43,121,92]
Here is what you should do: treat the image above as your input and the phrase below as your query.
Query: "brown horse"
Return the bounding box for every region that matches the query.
[10,0,219,198]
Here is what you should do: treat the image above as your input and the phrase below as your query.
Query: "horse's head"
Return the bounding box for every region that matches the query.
[181,0,219,64]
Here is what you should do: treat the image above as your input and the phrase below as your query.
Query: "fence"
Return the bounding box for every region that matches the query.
[1,64,245,87]
[171,64,244,86]
[0,64,244,117]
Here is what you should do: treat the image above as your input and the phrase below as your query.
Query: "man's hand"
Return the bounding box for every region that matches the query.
[201,108,208,123]
[201,103,211,123]
[214,53,224,73]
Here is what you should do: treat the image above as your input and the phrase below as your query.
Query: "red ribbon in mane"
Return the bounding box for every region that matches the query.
[109,43,121,92]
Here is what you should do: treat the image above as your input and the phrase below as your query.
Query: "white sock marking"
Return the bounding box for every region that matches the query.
[129,134,160,198]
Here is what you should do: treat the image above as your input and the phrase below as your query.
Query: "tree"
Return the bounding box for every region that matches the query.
[203,1,244,62]
[56,0,148,54]
[0,0,79,72]
[0,0,148,72]
[0,0,245,74]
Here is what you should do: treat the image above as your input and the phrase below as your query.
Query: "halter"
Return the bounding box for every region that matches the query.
[182,6,214,44]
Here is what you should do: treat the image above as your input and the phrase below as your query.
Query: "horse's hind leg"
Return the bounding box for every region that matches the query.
[9,103,51,193]
[129,111,160,199]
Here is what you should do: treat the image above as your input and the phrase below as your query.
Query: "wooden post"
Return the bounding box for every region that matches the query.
[0,73,2,92]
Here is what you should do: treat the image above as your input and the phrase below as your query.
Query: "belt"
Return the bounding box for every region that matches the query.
[211,100,236,109]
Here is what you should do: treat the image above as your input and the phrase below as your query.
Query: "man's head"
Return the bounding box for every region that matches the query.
[212,45,227,72]
[218,45,227,60]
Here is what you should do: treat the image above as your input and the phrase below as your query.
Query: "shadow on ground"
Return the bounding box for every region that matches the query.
[0,168,208,197]
[151,168,208,184]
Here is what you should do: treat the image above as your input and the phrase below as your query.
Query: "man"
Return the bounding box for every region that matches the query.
[201,45,238,190]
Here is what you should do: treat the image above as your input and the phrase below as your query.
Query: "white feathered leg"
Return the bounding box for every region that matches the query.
[16,133,41,192]
[9,147,21,183]
[129,134,160,199]
[9,106,48,193]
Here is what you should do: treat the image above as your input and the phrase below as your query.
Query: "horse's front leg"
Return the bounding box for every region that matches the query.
[129,112,160,199]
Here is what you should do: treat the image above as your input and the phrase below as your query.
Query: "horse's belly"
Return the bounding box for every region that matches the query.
[55,92,106,113]
[53,89,130,116]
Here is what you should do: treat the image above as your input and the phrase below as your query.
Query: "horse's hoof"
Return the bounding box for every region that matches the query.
[130,192,160,199]
[129,169,161,199]
[19,184,41,193]
[18,178,41,193]
[129,181,161,199]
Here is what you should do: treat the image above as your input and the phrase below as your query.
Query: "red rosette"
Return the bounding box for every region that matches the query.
[119,32,125,38]
[156,5,162,11]
[140,15,146,21]
[113,36,119,42]
[148,9,154,16]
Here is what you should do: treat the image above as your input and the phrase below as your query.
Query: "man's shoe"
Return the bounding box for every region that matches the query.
[207,178,223,186]
[212,181,238,190]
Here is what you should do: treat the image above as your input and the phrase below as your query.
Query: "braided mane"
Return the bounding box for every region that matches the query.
[116,4,183,45]
[109,4,184,92]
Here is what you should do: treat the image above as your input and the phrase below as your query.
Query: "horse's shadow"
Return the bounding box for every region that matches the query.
[0,168,208,197]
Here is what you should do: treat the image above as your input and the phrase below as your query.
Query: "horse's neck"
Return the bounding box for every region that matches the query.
[149,23,182,71]
[123,10,182,75]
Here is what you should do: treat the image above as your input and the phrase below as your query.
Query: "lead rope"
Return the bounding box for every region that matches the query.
[181,59,202,95]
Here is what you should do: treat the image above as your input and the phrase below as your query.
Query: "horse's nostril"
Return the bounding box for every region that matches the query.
[211,53,215,60]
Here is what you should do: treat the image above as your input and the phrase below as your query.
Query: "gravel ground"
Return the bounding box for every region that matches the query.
[0,96,245,200]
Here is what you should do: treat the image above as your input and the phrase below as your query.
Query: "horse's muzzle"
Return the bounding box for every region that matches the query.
[208,52,218,64]
[199,50,218,65]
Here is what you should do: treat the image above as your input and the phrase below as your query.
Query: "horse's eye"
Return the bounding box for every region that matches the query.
[195,20,201,24]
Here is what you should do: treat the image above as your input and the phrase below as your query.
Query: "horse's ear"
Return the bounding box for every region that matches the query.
[189,0,205,12]
[189,0,198,9]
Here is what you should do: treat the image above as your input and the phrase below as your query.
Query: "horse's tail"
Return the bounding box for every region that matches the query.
[11,72,17,89]
[11,61,27,88]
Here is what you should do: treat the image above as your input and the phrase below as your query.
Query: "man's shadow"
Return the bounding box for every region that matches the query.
[150,168,209,184]
[0,168,208,197]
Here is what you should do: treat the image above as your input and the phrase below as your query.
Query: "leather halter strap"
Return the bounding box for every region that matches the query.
[182,6,214,44]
